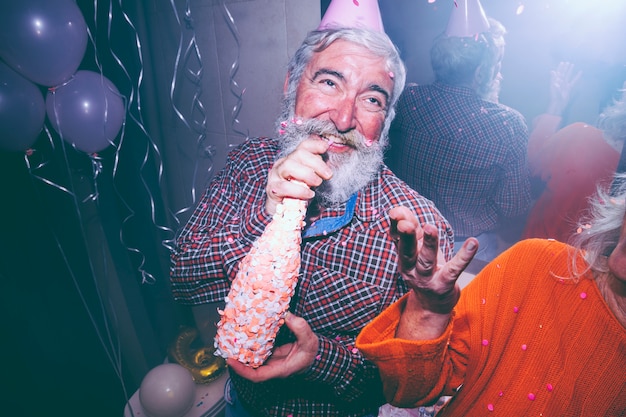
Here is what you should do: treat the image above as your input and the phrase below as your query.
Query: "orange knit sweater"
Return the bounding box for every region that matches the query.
[357,239,626,416]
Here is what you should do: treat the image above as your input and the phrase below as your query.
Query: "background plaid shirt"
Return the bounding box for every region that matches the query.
[171,137,453,417]
[387,82,532,238]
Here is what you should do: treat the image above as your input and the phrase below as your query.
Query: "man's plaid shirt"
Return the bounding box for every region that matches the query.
[388,82,531,238]
[170,137,453,417]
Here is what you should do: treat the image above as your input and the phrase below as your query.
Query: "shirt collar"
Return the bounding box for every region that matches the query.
[301,169,387,239]
[302,193,358,238]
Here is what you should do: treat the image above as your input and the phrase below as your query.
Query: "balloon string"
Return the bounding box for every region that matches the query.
[221,0,249,142]
[43,136,130,401]
[25,126,75,195]
[83,154,103,202]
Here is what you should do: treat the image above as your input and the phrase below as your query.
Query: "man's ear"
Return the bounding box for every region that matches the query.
[474,64,493,86]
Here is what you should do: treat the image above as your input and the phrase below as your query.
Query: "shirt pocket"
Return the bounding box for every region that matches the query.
[301,268,382,334]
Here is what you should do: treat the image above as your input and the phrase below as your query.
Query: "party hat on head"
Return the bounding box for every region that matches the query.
[445,0,490,37]
[318,0,384,32]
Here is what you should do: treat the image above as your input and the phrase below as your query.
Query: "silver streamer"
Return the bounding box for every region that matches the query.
[168,0,211,222]
[221,0,249,142]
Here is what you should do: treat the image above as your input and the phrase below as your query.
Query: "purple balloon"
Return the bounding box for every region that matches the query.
[0,61,45,152]
[0,0,88,87]
[46,71,126,154]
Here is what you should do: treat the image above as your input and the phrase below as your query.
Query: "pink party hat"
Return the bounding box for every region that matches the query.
[318,0,384,32]
[445,0,490,37]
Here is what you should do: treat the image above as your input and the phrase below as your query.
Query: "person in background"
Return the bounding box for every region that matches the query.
[169,2,471,415]
[523,61,626,242]
[356,172,626,416]
[386,0,531,263]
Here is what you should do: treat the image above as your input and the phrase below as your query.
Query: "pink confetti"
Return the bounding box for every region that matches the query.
[482,339,489,346]
[388,71,394,79]
[580,292,587,299]
[521,344,527,351]
[315,354,321,361]
[498,391,504,397]
[481,298,486,305]
[351,347,359,354]
[353,0,359,5]
[528,393,536,401]
[546,383,554,392]
[513,306,519,313]
[487,404,494,412]
[214,193,307,368]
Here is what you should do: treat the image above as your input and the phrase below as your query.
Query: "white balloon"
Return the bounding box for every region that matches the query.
[139,363,196,417]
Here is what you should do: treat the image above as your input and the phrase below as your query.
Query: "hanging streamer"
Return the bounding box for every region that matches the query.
[221,0,249,142]
[168,0,213,226]
[93,0,178,263]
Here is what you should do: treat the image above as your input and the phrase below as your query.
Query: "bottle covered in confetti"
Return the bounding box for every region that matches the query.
[214,194,307,368]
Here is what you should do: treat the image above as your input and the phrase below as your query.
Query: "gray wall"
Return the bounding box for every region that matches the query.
[140,0,319,227]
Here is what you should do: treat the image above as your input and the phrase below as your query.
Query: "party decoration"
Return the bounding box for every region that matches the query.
[445,0,490,37]
[215,182,307,367]
[318,0,384,32]
[0,0,88,87]
[0,61,45,152]
[169,326,226,384]
[46,70,125,154]
[139,363,196,417]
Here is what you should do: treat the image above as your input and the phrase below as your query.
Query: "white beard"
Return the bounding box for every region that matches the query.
[277,115,384,208]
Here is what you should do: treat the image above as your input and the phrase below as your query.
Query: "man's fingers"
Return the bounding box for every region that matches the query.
[389,206,422,271]
[226,357,271,382]
[414,223,439,275]
[283,312,318,354]
[445,238,479,279]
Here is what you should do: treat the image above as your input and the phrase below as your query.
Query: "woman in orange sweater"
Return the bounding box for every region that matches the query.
[357,174,626,416]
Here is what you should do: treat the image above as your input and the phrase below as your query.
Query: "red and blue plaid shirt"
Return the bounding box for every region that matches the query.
[387,82,532,238]
[170,137,453,417]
